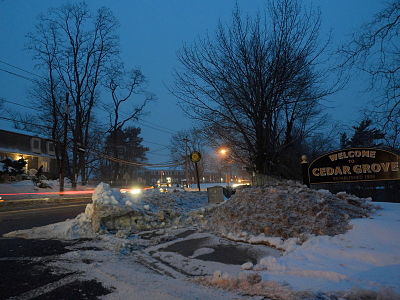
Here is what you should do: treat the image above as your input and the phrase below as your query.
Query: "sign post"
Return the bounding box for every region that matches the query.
[190,151,202,191]
[300,155,310,187]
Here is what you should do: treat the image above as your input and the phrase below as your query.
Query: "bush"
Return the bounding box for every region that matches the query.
[0,158,26,176]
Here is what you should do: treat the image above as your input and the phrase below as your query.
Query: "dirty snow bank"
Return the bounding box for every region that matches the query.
[3,214,96,240]
[194,202,400,297]
[4,182,208,240]
[204,180,377,240]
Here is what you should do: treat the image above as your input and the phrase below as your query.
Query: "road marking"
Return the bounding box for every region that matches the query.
[0,203,87,215]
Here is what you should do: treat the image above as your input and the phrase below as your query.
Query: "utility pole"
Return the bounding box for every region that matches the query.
[59,92,69,192]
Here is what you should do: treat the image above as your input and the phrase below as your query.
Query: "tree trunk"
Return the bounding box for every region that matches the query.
[59,93,69,192]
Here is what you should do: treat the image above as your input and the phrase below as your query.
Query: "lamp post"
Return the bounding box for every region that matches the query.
[218,147,231,186]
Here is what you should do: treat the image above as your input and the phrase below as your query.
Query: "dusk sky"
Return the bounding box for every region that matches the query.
[0,0,386,163]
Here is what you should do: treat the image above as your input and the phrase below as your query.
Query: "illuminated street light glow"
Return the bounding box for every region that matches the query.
[219,148,228,156]
[129,188,142,195]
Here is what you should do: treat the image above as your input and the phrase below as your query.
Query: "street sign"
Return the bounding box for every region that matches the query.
[189,151,202,191]
[190,151,201,163]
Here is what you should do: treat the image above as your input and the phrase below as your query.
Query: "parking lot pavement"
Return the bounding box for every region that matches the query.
[0,238,112,300]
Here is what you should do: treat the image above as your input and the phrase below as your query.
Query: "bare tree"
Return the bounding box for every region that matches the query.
[0,98,4,113]
[104,64,153,132]
[172,0,335,177]
[102,64,154,182]
[27,2,119,187]
[339,0,400,148]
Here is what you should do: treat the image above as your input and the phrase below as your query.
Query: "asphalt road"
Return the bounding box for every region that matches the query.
[0,200,113,299]
[0,201,87,235]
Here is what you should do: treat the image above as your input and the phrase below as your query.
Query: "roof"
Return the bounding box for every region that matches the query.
[0,147,56,158]
[0,127,51,140]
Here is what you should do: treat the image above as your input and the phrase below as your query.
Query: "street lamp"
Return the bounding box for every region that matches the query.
[217,147,231,186]
[219,148,228,156]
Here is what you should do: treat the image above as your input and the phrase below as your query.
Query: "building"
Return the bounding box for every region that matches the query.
[138,166,247,187]
[139,167,185,186]
[0,128,58,178]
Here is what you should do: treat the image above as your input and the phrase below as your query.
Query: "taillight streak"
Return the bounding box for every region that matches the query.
[0,190,94,196]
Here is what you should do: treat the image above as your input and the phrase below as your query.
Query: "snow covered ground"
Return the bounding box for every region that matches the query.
[4,182,400,299]
[257,202,400,293]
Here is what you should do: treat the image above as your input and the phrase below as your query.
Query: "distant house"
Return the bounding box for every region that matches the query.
[0,128,58,178]
[139,167,185,186]
[138,167,225,186]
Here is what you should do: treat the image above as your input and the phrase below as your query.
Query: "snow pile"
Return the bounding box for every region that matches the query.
[92,182,125,206]
[87,183,208,233]
[4,183,209,240]
[194,271,299,299]
[4,210,96,240]
[86,183,182,233]
[138,190,208,213]
[205,180,377,239]
[91,182,144,208]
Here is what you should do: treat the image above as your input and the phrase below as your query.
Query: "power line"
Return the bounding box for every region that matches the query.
[0,68,37,82]
[2,98,173,149]
[89,148,177,167]
[0,117,176,167]
[138,118,176,135]
[137,120,175,135]
[0,116,51,130]
[0,59,45,79]
[0,58,179,137]
[146,152,172,158]
[0,111,173,165]
[0,58,178,149]
[0,57,179,137]
[96,105,176,136]
[143,140,171,148]
[146,146,170,154]
[1,98,37,111]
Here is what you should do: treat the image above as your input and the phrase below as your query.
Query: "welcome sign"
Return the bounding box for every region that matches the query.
[308,148,400,184]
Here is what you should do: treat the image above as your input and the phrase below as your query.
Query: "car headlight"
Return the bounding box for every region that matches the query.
[129,188,142,195]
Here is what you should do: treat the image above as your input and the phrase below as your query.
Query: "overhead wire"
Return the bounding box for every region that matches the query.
[0,59,179,165]
[0,116,51,130]
[0,115,178,167]
[96,104,176,136]
[1,98,173,149]
[0,59,45,79]
[0,116,177,167]
[93,150,179,167]
[1,98,38,110]
[0,57,178,137]
[1,98,172,149]
[0,68,37,82]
